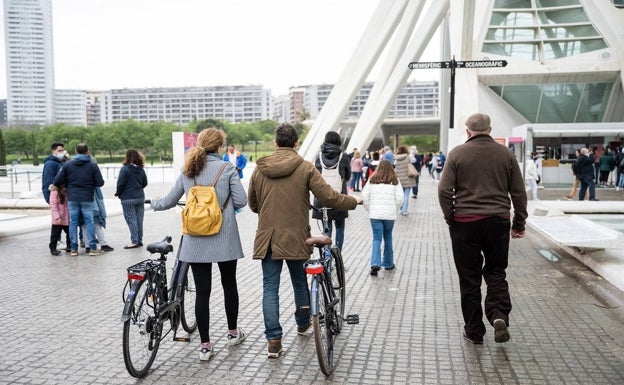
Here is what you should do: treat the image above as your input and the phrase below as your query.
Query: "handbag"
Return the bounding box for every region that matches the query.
[407,163,419,178]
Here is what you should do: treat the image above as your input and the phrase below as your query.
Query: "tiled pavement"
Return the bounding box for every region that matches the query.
[1,176,624,384]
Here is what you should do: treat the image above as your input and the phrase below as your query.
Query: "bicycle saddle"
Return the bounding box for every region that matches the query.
[305,235,332,247]
[147,240,174,254]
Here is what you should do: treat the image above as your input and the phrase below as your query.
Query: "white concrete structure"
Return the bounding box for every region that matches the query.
[3,0,55,126]
[300,0,624,161]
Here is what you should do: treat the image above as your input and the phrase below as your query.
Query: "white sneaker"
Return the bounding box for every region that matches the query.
[198,346,214,361]
[227,328,247,346]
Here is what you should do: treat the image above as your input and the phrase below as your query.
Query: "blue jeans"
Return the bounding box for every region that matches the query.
[350,172,362,190]
[121,198,145,244]
[261,249,310,340]
[326,218,345,251]
[68,200,96,250]
[400,187,410,214]
[370,219,395,268]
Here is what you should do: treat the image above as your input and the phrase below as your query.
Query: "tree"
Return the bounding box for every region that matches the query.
[30,131,39,166]
[4,128,31,159]
[0,129,6,166]
[194,118,224,133]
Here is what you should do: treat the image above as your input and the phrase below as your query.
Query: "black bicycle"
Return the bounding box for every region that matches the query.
[304,207,359,375]
[121,235,197,378]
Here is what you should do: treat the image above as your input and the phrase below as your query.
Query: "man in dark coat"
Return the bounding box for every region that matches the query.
[577,147,598,201]
[41,142,65,203]
[53,143,105,256]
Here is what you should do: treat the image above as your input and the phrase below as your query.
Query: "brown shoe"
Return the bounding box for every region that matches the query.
[267,339,282,358]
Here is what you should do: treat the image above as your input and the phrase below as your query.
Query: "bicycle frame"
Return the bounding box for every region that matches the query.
[121,237,190,340]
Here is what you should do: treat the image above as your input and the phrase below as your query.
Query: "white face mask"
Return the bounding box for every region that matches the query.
[55,153,65,160]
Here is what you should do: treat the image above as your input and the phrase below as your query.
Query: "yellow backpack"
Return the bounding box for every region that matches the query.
[181,163,230,236]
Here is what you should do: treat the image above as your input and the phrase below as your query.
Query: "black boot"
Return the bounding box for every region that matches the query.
[50,249,61,256]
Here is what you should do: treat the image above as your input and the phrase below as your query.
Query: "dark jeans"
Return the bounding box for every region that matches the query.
[411,174,420,197]
[191,260,239,343]
[49,224,70,251]
[449,216,512,338]
[579,175,596,200]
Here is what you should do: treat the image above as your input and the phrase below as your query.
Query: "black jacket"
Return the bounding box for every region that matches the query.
[312,143,351,221]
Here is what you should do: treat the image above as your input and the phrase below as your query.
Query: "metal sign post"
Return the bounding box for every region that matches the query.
[408,56,507,128]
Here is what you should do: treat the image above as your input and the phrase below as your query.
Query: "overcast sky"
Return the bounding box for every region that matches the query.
[0,0,440,98]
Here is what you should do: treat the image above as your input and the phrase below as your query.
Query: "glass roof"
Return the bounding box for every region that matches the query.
[483,0,607,61]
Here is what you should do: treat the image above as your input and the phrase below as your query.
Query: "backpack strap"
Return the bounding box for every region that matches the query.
[211,162,231,210]
[319,151,342,170]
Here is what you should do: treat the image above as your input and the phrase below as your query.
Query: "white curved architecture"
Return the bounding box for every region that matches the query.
[300,0,624,161]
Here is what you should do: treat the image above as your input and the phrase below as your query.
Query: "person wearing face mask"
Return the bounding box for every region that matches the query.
[42,142,67,204]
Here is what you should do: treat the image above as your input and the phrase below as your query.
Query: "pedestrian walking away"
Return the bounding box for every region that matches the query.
[438,113,528,345]
[149,127,248,361]
[361,160,404,276]
[394,146,416,215]
[313,131,351,251]
[248,123,361,359]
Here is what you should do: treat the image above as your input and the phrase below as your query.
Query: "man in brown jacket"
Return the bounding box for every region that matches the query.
[248,123,361,358]
[438,113,527,345]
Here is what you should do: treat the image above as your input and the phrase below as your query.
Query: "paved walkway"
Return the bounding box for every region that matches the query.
[1,172,624,384]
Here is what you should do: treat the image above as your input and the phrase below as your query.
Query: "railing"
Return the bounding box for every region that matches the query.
[0,164,175,199]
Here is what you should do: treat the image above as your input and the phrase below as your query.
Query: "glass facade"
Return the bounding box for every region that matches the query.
[490,82,613,123]
[483,1,615,125]
[484,0,607,61]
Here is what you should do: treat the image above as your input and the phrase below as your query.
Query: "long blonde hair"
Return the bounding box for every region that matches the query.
[182,128,226,178]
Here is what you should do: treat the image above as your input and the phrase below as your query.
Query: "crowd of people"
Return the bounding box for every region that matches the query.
[51,114,623,361]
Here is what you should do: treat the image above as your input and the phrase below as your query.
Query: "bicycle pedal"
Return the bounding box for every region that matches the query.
[346,314,359,324]
[173,336,191,342]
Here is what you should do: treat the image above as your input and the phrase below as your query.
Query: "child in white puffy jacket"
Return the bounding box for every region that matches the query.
[360,160,404,276]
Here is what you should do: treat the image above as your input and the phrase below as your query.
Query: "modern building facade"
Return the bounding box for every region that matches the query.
[54,89,86,126]
[305,80,439,120]
[3,0,55,126]
[101,85,272,125]
[300,0,624,163]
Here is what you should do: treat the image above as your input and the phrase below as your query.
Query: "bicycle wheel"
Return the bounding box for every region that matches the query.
[311,276,335,375]
[329,246,346,330]
[122,279,162,378]
[180,265,197,333]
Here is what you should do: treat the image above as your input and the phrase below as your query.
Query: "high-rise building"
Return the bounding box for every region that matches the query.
[3,0,55,126]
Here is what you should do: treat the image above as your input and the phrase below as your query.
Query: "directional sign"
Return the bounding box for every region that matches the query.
[456,60,507,68]
[408,60,507,70]
[407,56,508,129]
[408,62,452,70]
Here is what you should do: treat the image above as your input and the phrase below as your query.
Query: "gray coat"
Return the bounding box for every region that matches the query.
[151,156,247,263]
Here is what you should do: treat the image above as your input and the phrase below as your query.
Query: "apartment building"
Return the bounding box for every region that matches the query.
[101,85,272,125]
[54,89,87,126]
[304,80,439,120]
[3,0,55,126]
